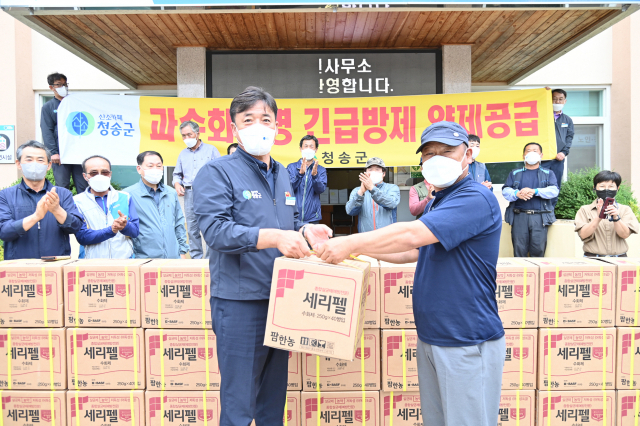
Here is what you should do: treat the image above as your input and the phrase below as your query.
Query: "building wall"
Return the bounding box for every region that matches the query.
[31,30,128,92]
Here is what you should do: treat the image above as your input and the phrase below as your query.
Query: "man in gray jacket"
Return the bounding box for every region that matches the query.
[542,88,574,208]
[345,157,401,232]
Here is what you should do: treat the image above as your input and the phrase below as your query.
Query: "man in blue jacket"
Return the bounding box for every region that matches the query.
[286,135,327,224]
[125,151,188,259]
[0,140,82,260]
[193,86,332,426]
[345,157,401,232]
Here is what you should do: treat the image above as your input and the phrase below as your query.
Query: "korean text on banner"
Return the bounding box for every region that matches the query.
[57,89,554,167]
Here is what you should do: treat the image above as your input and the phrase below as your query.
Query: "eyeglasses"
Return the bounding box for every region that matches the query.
[52,83,69,88]
[86,170,111,177]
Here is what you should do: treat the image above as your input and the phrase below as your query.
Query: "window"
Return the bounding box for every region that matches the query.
[567,124,601,174]
[561,91,602,117]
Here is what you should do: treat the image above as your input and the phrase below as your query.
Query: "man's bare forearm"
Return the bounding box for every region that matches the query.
[345,220,438,256]
[362,249,419,264]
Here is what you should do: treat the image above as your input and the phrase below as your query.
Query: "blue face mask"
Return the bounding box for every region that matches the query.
[21,162,48,181]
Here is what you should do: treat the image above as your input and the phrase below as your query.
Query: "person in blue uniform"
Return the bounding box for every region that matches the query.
[193,86,332,426]
[316,121,505,426]
[502,142,559,257]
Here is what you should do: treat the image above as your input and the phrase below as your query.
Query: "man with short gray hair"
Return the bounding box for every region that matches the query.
[0,140,82,259]
[173,120,221,259]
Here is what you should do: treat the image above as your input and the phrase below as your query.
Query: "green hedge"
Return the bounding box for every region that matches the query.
[555,167,640,221]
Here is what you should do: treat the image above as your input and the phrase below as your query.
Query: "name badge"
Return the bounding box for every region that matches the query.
[561,123,569,128]
[286,196,296,206]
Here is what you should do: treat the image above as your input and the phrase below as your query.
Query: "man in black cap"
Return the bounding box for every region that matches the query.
[317,121,505,426]
[345,157,400,232]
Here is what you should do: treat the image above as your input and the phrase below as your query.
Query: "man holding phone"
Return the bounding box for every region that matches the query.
[502,142,559,257]
[74,155,140,259]
[575,170,639,257]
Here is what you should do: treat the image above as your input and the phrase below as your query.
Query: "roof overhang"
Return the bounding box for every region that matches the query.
[2,4,637,89]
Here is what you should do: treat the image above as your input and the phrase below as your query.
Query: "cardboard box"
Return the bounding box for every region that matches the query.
[0,259,74,327]
[250,392,301,426]
[357,256,380,328]
[288,351,302,390]
[145,329,220,390]
[320,190,329,205]
[67,391,145,426]
[616,327,640,388]
[597,258,640,326]
[302,329,380,391]
[502,329,537,390]
[1,390,67,426]
[301,391,379,426]
[380,392,422,426]
[538,328,616,390]
[498,390,535,426]
[496,258,539,328]
[0,328,66,389]
[145,391,220,426]
[329,190,339,204]
[381,330,419,392]
[338,189,348,204]
[525,258,615,327]
[380,262,416,329]
[64,259,148,327]
[141,259,211,328]
[66,328,145,389]
[537,391,615,426]
[264,257,370,361]
[617,390,640,425]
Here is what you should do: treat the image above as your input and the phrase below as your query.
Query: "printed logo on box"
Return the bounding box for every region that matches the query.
[119,409,132,422]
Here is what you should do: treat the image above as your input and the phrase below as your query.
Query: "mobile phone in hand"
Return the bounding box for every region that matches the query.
[599,197,615,219]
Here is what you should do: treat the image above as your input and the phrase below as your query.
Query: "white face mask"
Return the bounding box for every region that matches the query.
[237,123,276,156]
[143,168,163,185]
[21,162,48,181]
[301,148,315,161]
[184,138,198,149]
[524,152,541,165]
[369,171,383,185]
[552,103,564,112]
[89,175,111,192]
[422,148,469,189]
[55,87,67,98]
[471,147,480,160]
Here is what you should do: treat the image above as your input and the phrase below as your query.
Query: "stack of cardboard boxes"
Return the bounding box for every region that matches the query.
[260,255,423,426]
[5,256,640,426]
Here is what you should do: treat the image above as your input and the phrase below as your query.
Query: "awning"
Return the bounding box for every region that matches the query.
[2,5,636,89]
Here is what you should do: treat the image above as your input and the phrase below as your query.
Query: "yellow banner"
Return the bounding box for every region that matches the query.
[139,88,555,168]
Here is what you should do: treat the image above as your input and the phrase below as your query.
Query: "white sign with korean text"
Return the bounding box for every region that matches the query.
[0,125,16,164]
[57,94,141,166]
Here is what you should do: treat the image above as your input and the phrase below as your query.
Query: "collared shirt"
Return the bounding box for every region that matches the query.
[143,181,164,207]
[0,179,83,260]
[554,110,562,121]
[414,175,504,346]
[172,141,221,187]
[575,199,640,256]
[237,147,275,198]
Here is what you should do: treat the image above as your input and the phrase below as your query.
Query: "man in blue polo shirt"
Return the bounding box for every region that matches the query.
[316,121,505,426]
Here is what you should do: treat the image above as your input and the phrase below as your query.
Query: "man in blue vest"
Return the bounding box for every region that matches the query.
[74,155,139,259]
[502,142,559,257]
[468,134,492,190]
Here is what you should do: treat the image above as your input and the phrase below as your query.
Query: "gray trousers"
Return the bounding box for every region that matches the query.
[511,213,548,257]
[52,163,88,193]
[417,336,505,426]
[184,188,206,259]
